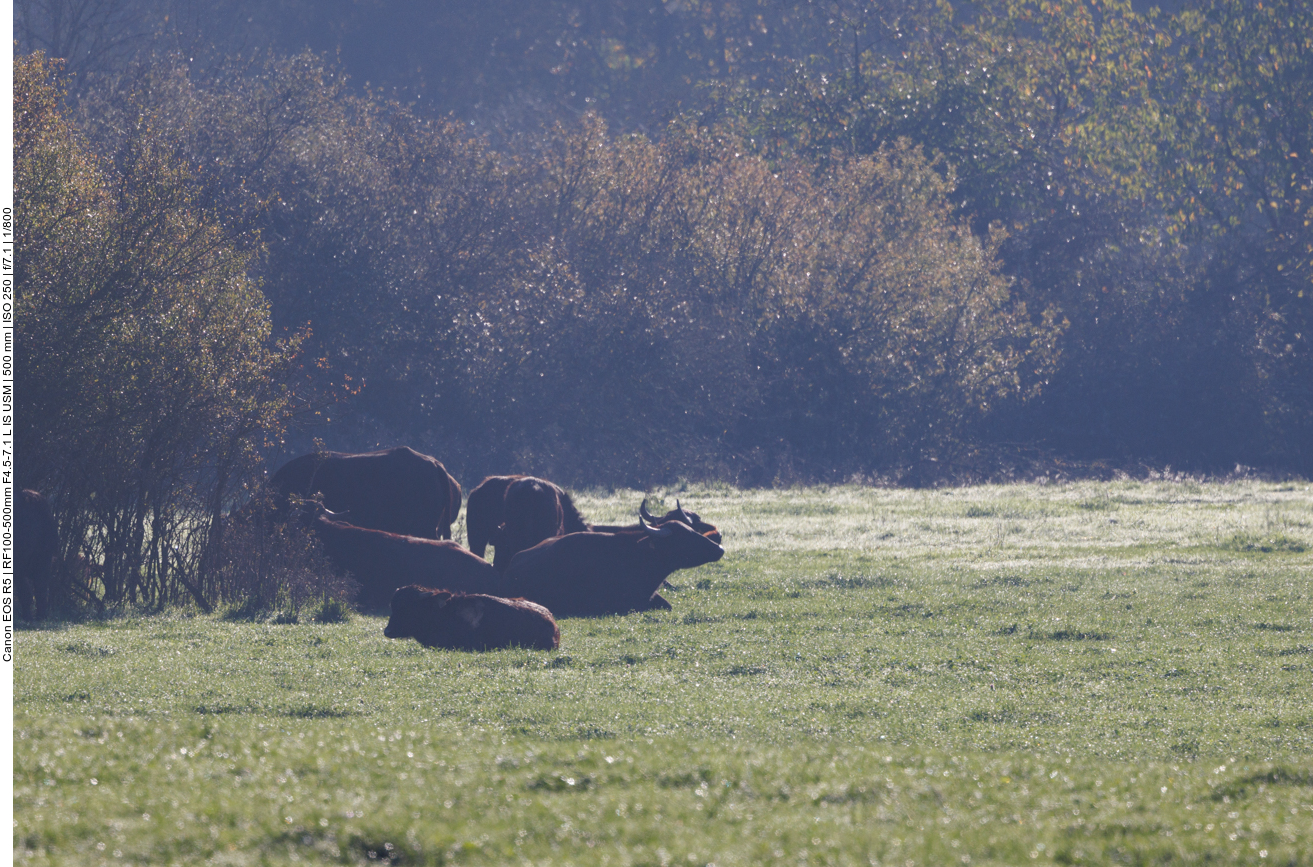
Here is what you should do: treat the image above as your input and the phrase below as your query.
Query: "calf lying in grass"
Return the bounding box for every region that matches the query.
[383,585,560,651]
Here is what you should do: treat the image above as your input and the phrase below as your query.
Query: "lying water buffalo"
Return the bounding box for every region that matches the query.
[383,585,559,651]
[311,511,499,609]
[587,501,721,596]
[16,489,59,620]
[271,446,462,539]
[503,513,724,617]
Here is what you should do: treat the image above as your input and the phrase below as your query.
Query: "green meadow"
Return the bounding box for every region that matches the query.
[13,480,1313,865]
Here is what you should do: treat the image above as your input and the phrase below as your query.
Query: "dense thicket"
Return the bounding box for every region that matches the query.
[750,0,1312,471]
[65,51,1049,486]
[13,52,314,612]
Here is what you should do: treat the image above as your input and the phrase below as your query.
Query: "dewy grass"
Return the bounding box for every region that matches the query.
[14,480,1313,865]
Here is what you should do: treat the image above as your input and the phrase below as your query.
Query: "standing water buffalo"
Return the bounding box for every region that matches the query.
[270,446,462,539]
[465,475,589,562]
[491,476,595,572]
[383,585,559,651]
[15,489,60,621]
[463,475,520,558]
[311,510,500,609]
[503,513,725,617]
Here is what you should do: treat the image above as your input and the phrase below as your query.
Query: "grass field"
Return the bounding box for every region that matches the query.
[13,480,1313,865]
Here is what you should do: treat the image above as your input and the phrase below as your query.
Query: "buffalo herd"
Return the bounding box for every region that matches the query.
[282,447,724,651]
[14,446,725,653]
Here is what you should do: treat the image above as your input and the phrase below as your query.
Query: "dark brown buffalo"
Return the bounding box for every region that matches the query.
[503,514,724,617]
[466,475,590,560]
[465,475,588,567]
[463,475,513,557]
[463,475,524,557]
[492,476,594,572]
[383,585,559,651]
[15,489,60,621]
[587,501,721,596]
[271,446,462,539]
[312,513,500,609]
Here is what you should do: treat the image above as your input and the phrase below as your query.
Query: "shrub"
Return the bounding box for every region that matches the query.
[470,120,1058,481]
[207,493,358,618]
[14,52,303,612]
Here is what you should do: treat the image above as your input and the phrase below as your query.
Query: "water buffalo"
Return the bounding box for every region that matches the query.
[383,585,559,651]
[463,475,520,557]
[270,446,462,539]
[585,501,721,595]
[466,475,590,561]
[311,511,500,609]
[503,513,725,617]
[15,489,59,620]
[492,476,601,571]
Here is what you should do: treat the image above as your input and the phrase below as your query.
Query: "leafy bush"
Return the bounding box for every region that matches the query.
[14,52,303,612]
[70,56,1054,485]
[452,119,1058,482]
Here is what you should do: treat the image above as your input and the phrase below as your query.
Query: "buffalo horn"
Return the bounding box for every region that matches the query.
[639,512,673,537]
[639,499,656,522]
[675,499,694,525]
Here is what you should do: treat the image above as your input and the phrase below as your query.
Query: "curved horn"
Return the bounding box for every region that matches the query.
[639,499,656,522]
[675,499,694,525]
[639,512,673,537]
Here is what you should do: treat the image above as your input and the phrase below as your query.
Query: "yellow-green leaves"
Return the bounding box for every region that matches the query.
[15,53,302,612]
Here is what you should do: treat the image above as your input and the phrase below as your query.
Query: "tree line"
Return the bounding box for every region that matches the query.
[13,0,1312,613]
